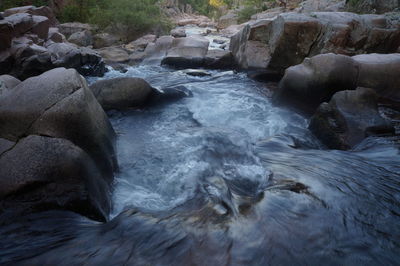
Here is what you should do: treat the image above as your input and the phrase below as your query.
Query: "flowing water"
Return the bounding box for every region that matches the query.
[1,66,399,265]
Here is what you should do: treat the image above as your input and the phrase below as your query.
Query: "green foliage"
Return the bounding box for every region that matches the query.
[89,0,171,42]
[237,0,273,23]
[0,0,47,11]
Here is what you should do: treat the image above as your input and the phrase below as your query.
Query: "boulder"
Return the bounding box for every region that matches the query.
[274,53,359,111]
[0,21,13,51]
[47,27,65,43]
[4,13,34,37]
[149,85,193,105]
[161,36,209,68]
[128,51,146,65]
[124,34,157,52]
[171,28,186,38]
[89,77,154,110]
[58,22,93,38]
[96,46,130,64]
[309,87,394,150]
[3,6,34,17]
[30,15,51,39]
[142,35,174,65]
[230,12,400,72]
[204,50,235,69]
[353,53,400,101]
[93,33,120,49]
[0,74,21,94]
[0,68,117,178]
[68,30,93,47]
[274,53,400,111]
[4,5,59,26]
[0,135,111,222]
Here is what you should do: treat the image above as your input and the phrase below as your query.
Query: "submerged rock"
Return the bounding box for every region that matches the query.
[309,87,394,150]
[90,77,155,110]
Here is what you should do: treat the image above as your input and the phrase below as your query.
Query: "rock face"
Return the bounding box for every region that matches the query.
[274,53,400,111]
[309,87,394,150]
[0,68,116,222]
[90,77,154,110]
[230,12,400,72]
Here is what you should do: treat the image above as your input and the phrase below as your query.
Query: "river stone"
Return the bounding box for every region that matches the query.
[58,22,93,38]
[124,34,157,52]
[0,135,111,222]
[309,87,394,150]
[0,68,117,178]
[90,77,154,110]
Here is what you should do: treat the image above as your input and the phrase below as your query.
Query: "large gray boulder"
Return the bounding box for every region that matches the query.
[230,12,400,73]
[4,13,50,39]
[3,5,58,26]
[0,135,110,222]
[0,74,20,94]
[274,53,400,111]
[274,53,359,111]
[124,34,157,53]
[90,77,155,110]
[142,35,174,65]
[309,87,394,150]
[96,46,130,64]
[161,36,210,68]
[0,68,117,178]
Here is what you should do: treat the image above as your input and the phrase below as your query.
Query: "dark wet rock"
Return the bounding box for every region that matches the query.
[67,30,93,47]
[0,135,111,223]
[90,77,154,110]
[0,21,13,52]
[0,68,117,178]
[309,87,395,150]
[230,12,400,72]
[93,32,120,49]
[183,69,211,77]
[171,28,186,38]
[274,53,400,112]
[149,85,193,105]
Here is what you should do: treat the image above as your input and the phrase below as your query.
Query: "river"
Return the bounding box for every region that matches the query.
[0,64,399,265]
